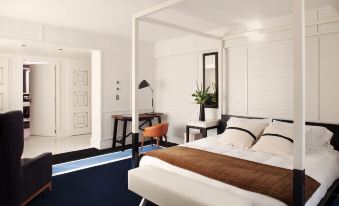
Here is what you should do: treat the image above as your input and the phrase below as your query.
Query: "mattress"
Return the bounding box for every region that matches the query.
[140,136,339,206]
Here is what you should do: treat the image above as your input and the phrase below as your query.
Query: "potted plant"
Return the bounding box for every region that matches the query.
[192,82,210,121]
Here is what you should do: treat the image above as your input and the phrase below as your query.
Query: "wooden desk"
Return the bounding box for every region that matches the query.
[112,113,162,150]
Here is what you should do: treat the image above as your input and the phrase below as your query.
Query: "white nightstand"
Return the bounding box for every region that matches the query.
[185,119,219,143]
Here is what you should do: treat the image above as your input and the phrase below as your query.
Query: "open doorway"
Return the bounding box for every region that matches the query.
[21,58,93,158]
[23,62,56,139]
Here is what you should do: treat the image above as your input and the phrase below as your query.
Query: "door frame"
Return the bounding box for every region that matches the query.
[12,55,75,138]
[18,56,60,136]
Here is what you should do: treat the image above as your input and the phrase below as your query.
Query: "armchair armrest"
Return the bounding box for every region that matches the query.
[22,153,52,173]
[21,153,52,201]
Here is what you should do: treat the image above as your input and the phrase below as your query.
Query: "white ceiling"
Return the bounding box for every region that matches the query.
[0,0,180,41]
[0,38,91,59]
[0,0,338,42]
[173,0,338,28]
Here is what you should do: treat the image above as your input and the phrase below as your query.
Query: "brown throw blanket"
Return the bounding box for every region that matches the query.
[144,146,320,206]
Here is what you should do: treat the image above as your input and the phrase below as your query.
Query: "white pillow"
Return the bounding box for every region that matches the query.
[252,122,294,158]
[272,120,334,151]
[322,129,334,150]
[218,117,271,148]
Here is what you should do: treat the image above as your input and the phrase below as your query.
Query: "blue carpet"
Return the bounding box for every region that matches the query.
[53,145,159,176]
[29,159,141,206]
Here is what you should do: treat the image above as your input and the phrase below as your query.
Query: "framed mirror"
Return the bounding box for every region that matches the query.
[203,52,218,108]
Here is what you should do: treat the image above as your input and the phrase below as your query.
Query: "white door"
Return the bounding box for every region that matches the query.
[0,58,9,113]
[70,63,91,135]
[30,64,56,137]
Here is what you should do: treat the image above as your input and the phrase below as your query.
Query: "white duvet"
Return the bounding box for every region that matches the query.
[140,136,339,206]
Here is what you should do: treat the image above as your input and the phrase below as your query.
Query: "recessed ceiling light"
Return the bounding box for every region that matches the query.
[21,44,27,47]
[58,48,63,51]
[23,61,49,65]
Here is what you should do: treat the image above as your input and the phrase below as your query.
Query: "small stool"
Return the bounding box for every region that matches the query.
[184,132,202,143]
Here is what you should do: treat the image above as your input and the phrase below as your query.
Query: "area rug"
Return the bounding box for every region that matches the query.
[29,159,141,206]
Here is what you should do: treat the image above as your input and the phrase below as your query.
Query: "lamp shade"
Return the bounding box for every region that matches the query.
[138,80,150,89]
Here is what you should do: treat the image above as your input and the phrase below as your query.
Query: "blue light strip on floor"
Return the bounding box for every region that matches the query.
[53,145,160,176]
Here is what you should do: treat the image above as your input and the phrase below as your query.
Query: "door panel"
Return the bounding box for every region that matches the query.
[30,64,56,137]
[70,63,91,135]
[0,58,10,112]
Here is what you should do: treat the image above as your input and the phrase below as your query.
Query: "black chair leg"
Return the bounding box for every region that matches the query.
[122,120,127,151]
[164,135,168,145]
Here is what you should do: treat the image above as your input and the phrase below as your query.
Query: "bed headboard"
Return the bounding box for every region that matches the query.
[219,114,339,151]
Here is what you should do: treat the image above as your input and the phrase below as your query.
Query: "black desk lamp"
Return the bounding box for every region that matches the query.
[138,80,155,114]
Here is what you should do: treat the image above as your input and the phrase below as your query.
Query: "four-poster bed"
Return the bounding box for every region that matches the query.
[129,0,339,205]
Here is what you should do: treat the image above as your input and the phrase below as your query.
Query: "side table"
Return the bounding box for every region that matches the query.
[185,120,219,143]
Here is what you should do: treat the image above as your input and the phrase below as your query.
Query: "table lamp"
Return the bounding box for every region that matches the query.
[138,80,155,114]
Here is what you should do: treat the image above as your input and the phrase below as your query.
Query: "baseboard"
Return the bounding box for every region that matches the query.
[90,137,102,149]
[167,136,184,144]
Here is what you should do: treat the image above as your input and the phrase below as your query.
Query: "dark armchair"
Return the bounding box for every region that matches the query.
[0,111,52,206]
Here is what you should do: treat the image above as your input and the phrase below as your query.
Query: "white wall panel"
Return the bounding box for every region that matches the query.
[319,33,339,122]
[155,36,196,58]
[155,53,198,137]
[195,36,220,52]
[0,57,10,113]
[247,40,293,119]
[0,17,43,41]
[226,47,248,115]
[155,35,220,142]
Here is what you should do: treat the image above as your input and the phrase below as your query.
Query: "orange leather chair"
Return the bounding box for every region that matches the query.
[141,122,169,150]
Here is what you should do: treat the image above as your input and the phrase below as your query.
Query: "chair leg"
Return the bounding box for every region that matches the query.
[20,182,52,206]
[150,138,153,146]
[156,137,160,148]
[141,136,145,151]
[139,198,148,206]
[48,182,52,191]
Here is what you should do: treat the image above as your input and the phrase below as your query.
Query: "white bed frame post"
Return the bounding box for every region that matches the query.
[218,40,224,118]
[131,16,140,168]
[293,0,306,205]
[131,0,187,168]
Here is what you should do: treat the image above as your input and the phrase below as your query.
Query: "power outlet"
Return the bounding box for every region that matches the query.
[116,95,119,100]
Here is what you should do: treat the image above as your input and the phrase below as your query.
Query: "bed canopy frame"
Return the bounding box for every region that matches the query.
[131,0,306,205]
